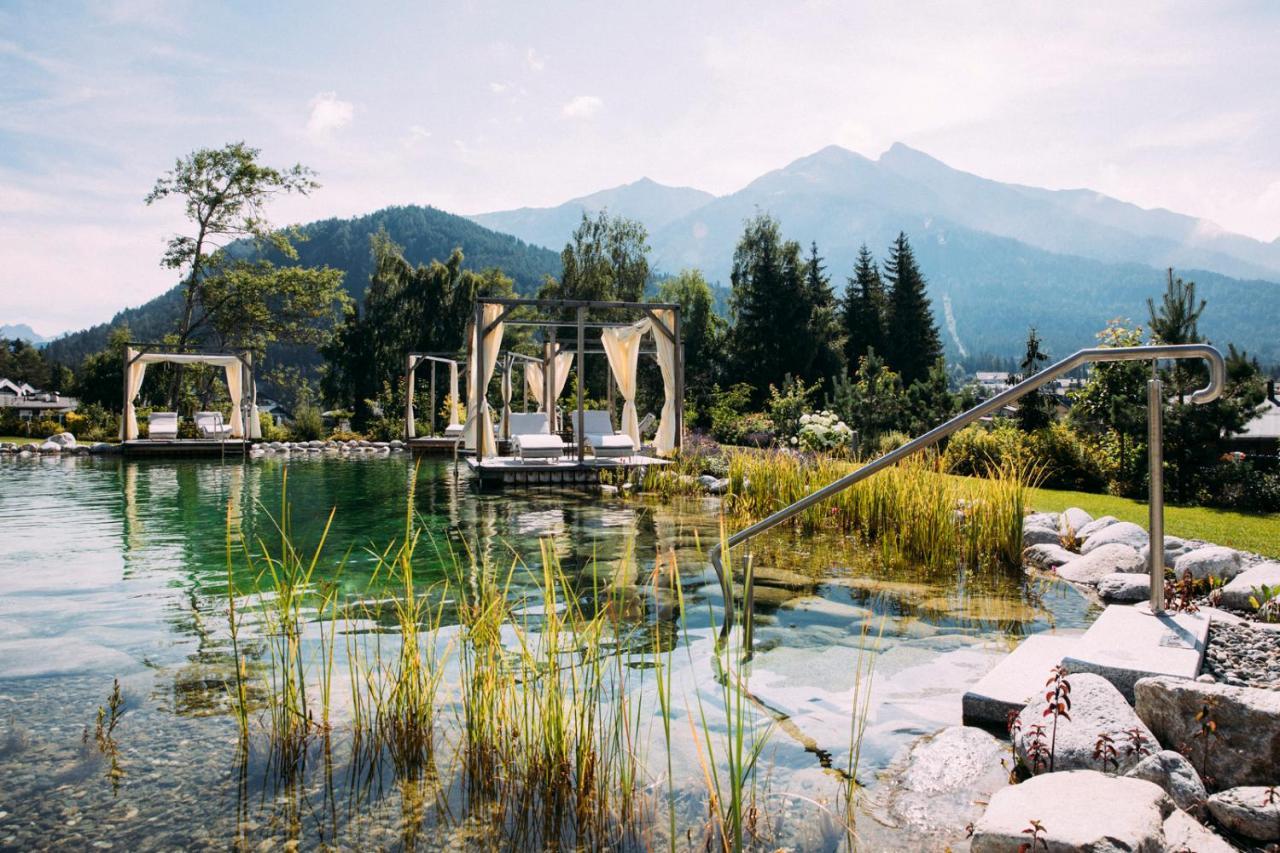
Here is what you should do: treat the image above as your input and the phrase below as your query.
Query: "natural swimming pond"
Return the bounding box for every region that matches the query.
[0,453,1098,849]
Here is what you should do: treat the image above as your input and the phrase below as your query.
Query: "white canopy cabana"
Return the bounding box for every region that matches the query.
[120,347,260,440]
[404,353,464,439]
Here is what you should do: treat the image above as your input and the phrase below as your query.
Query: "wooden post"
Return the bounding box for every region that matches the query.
[576,305,585,463]
[121,347,132,441]
[606,371,615,426]
[547,327,557,433]
[429,360,436,437]
[404,355,414,440]
[474,304,485,456]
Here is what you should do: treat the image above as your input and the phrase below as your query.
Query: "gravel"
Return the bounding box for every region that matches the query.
[1201,621,1280,689]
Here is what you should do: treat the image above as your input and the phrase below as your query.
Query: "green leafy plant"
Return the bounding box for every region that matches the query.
[1249,583,1280,622]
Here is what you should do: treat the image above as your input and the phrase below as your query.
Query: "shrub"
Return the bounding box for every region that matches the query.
[290,404,325,441]
[875,431,913,456]
[794,410,854,453]
[709,383,775,446]
[766,376,819,442]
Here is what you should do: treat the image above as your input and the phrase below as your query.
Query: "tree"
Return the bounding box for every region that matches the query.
[802,242,846,392]
[828,348,906,452]
[146,142,348,403]
[0,338,51,388]
[73,326,132,409]
[1014,327,1053,431]
[842,244,886,370]
[540,210,650,303]
[1070,320,1149,489]
[1148,268,1207,402]
[905,357,957,436]
[655,270,725,427]
[882,233,942,385]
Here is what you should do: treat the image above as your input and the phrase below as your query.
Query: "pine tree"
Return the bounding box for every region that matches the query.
[842,244,886,370]
[883,232,942,385]
[1147,268,1206,401]
[803,242,846,391]
[1014,327,1052,431]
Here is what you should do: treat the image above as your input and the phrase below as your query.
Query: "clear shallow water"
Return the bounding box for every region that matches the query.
[0,453,1097,849]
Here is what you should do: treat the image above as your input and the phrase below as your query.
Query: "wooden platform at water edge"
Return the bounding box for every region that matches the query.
[123,439,249,458]
[407,436,470,456]
[464,454,670,488]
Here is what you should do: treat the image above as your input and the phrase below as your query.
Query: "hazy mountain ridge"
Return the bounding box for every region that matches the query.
[0,324,53,345]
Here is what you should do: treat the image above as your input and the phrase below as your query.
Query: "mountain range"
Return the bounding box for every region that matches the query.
[45,143,1280,376]
[1,324,54,346]
[471,143,1280,363]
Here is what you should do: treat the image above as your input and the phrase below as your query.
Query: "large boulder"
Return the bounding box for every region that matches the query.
[1059,506,1093,536]
[1098,572,1151,603]
[1023,524,1061,548]
[48,431,77,448]
[881,726,1010,848]
[38,440,60,453]
[1174,546,1245,582]
[1081,521,1148,554]
[1125,749,1207,813]
[1162,808,1235,852]
[1135,676,1280,790]
[1220,562,1280,610]
[1013,672,1157,774]
[1024,543,1076,571]
[1025,511,1060,530]
[1057,543,1145,585]
[1138,536,1192,570]
[1077,515,1119,540]
[1206,786,1280,841]
[970,770,1173,853]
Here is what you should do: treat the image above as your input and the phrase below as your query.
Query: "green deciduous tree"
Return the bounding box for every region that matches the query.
[540,210,650,303]
[828,348,906,452]
[883,232,942,385]
[655,269,726,427]
[1070,319,1148,488]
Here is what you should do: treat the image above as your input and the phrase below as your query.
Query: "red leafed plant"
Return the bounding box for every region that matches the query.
[1042,665,1071,773]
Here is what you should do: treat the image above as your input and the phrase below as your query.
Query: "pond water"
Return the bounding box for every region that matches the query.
[0,453,1097,850]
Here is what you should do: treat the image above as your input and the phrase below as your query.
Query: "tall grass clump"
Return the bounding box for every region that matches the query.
[724,450,1037,570]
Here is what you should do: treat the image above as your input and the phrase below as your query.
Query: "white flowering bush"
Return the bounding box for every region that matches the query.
[793,410,854,452]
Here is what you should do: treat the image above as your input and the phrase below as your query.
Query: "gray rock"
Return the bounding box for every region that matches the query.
[47,431,77,448]
[1163,808,1235,852]
[1060,506,1093,537]
[1023,524,1062,548]
[1125,750,1207,813]
[1077,515,1119,540]
[1025,511,1060,530]
[970,769,1173,853]
[1025,543,1078,571]
[1081,521,1148,554]
[1058,543,1145,585]
[1135,676,1280,790]
[1174,546,1245,582]
[1098,572,1151,602]
[1219,562,1280,610]
[1014,672,1157,774]
[882,726,1010,846]
[38,440,60,453]
[1206,786,1280,841]
[1138,536,1192,569]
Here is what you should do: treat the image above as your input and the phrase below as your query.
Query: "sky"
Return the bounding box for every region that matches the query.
[2,0,1279,336]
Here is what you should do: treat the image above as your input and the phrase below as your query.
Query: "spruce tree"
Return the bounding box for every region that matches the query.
[842,244,886,370]
[803,241,846,391]
[1014,327,1052,431]
[883,232,942,385]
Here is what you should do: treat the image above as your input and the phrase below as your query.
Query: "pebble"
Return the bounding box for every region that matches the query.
[1202,621,1280,689]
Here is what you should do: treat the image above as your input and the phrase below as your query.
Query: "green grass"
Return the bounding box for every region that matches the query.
[1030,485,1280,559]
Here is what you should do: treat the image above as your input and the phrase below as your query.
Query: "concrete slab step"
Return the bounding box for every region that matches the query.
[1061,603,1209,702]
[962,632,1084,729]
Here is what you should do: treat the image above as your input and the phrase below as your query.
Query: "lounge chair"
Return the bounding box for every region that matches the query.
[508,412,565,461]
[443,423,465,439]
[570,410,636,459]
[147,412,179,440]
[195,411,232,439]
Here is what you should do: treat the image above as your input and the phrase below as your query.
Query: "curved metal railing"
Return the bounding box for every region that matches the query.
[709,343,1227,647]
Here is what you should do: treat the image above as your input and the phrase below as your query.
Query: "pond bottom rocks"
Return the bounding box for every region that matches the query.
[1202,620,1280,689]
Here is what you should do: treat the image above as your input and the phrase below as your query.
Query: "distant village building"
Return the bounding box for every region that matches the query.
[1231,379,1280,454]
[0,377,79,423]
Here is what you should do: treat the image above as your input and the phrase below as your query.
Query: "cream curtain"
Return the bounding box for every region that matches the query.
[524,350,574,426]
[463,304,505,457]
[500,362,513,439]
[600,320,649,446]
[223,363,244,437]
[448,361,461,428]
[651,309,679,454]
[248,378,261,439]
[405,355,417,439]
[120,351,247,440]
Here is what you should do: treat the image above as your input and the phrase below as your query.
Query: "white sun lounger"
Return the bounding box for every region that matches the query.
[194,411,232,439]
[508,412,565,460]
[571,410,636,459]
[147,412,179,440]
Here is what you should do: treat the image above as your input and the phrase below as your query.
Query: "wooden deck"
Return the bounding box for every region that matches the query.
[407,436,471,456]
[123,439,249,458]
[465,454,670,488]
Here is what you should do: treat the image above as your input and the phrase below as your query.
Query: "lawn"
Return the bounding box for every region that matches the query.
[1030,485,1280,559]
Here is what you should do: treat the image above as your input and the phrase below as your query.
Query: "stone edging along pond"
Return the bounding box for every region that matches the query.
[0,434,412,457]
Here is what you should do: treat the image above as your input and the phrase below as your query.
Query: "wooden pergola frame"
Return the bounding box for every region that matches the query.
[403,351,466,438]
[470,297,684,461]
[121,341,258,440]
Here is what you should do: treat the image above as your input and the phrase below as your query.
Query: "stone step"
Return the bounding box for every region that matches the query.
[961,631,1085,729]
[1062,603,1209,701]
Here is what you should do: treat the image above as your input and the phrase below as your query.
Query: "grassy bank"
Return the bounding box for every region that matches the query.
[1030,486,1280,559]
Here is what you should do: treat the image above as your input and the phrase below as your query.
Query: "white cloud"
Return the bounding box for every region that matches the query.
[489,81,509,94]
[526,47,545,72]
[561,95,602,119]
[306,92,354,136]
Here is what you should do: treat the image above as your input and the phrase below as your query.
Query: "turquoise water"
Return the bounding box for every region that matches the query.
[0,453,1096,849]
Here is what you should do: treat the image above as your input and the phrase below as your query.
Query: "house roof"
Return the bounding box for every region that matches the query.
[1239,399,1280,440]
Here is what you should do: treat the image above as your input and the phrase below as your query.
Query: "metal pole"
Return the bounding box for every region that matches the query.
[577,306,586,463]
[1148,374,1165,614]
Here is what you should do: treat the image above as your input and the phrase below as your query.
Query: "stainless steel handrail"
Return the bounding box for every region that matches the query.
[709,343,1227,646]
